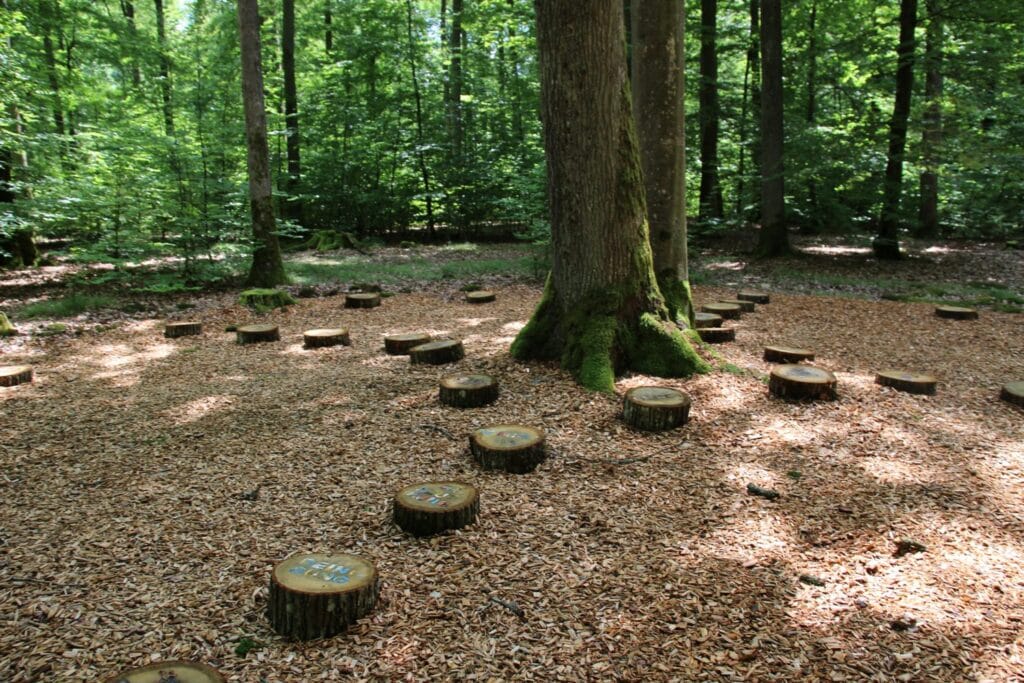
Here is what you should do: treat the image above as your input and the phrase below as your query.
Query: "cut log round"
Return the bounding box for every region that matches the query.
[393,481,480,536]
[702,302,742,319]
[763,345,815,363]
[697,327,735,343]
[236,324,280,345]
[267,552,378,641]
[694,312,723,328]
[410,339,464,365]
[345,292,381,309]
[737,289,770,304]
[720,298,756,313]
[303,328,350,348]
[875,369,937,395]
[439,374,499,407]
[0,365,33,387]
[999,381,1024,408]
[384,332,432,355]
[164,321,202,338]
[935,305,978,320]
[465,290,496,304]
[622,386,691,431]
[104,661,225,683]
[769,364,837,401]
[470,424,546,473]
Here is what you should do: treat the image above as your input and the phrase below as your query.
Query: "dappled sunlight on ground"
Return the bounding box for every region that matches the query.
[163,394,237,426]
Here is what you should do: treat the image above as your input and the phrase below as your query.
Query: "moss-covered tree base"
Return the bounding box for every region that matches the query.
[239,288,295,312]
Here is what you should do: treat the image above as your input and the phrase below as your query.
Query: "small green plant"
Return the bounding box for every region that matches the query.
[238,288,296,312]
[18,293,118,319]
[786,470,802,480]
[0,312,16,336]
[37,322,68,336]
[234,636,265,657]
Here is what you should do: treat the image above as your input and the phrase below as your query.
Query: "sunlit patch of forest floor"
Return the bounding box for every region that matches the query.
[1,235,1023,681]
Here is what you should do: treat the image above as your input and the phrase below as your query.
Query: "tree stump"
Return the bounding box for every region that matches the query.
[694,312,723,328]
[439,374,499,407]
[999,381,1024,408]
[875,369,937,395]
[164,322,202,338]
[737,289,770,304]
[470,425,546,473]
[393,481,480,536]
[303,328,350,348]
[410,339,464,365]
[267,552,379,641]
[697,327,735,343]
[236,324,279,344]
[465,290,496,304]
[935,305,978,320]
[384,333,432,355]
[720,298,756,313]
[345,292,381,309]
[769,365,837,401]
[0,365,33,387]
[763,345,815,363]
[105,661,225,683]
[622,386,691,431]
[702,302,742,319]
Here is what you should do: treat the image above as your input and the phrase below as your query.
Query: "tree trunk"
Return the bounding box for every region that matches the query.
[282,0,303,226]
[631,0,693,323]
[324,0,333,54]
[737,0,761,219]
[756,0,788,256]
[447,0,465,165]
[511,0,707,393]
[237,0,286,287]
[803,0,818,232]
[698,0,724,222]
[119,0,141,88]
[404,0,436,239]
[916,0,942,238]
[154,0,175,137]
[874,0,918,260]
[42,31,66,137]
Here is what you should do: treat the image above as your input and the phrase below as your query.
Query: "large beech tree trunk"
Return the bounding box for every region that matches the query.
[237,0,286,286]
[755,0,789,256]
[282,0,303,226]
[631,0,693,323]
[698,0,723,222]
[511,0,707,393]
[916,0,942,238]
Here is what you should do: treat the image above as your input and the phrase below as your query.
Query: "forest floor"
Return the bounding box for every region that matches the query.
[1,236,1023,681]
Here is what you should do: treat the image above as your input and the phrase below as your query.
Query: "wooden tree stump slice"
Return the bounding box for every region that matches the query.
[763,345,815,363]
[439,374,499,407]
[697,327,735,343]
[702,302,742,319]
[236,324,280,344]
[105,661,225,683]
[737,289,770,304]
[465,290,496,304]
[303,328,350,348]
[410,339,464,365]
[345,292,381,309]
[164,321,202,338]
[470,425,546,473]
[999,381,1024,408]
[384,332,432,355]
[0,365,33,387]
[393,481,480,536]
[720,298,756,313]
[268,552,378,641]
[875,369,938,395]
[694,312,723,328]
[769,364,837,401]
[935,305,978,320]
[622,386,691,431]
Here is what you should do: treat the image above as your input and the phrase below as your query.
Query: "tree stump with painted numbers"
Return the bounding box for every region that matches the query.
[694,312,723,329]
[303,328,350,348]
[267,552,379,641]
[763,345,815,363]
[698,327,735,343]
[236,324,279,344]
[702,302,742,319]
[410,339,464,365]
[384,333,431,355]
[875,370,937,395]
[622,386,691,431]
[345,292,381,309]
[935,305,978,320]
[737,290,770,304]
[105,661,225,683]
[999,381,1024,408]
[393,481,480,536]
[470,425,546,473]
[465,290,496,304]
[439,374,499,407]
[0,365,33,387]
[164,321,202,338]
[769,365,837,401]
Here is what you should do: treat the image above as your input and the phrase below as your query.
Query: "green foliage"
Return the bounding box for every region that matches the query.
[234,636,264,657]
[238,288,295,312]
[18,293,117,319]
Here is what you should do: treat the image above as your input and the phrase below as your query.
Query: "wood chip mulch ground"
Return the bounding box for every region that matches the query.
[1,283,1023,681]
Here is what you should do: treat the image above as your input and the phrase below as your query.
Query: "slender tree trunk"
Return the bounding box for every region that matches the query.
[631,0,693,323]
[405,0,436,239]
[511,0,706,393]
[42,32,66,137]
[917,0,942,238]
[698,0,723,222]
[448,0,465,164]
[874,0,917,260]
[119,1,141,88]
[756,0,788,256]
[154,0,174,137]
[804,0,818,232]
[324,1,333,54]
[282,0,303,226]
[237,0,286,287]
[747,0,761,220]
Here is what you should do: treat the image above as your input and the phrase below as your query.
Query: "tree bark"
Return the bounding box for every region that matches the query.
[874,0,918,260]
[756,0,788,256]
[282,0,303,226]
[698,0,724,222]
[119,0,141,88]
[447,0,465,165]
[917,0,942,238]
[804,0,819,232]
[324,0,333,54]
[42,31,66,137]
[237,0,286,287]
[405,0,437,239]
[511,0,707,393]
[631,0,693,323]
[154,0,174,137]
[737,0,761,219]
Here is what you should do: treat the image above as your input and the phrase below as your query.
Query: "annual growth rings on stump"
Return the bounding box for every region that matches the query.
[393,481,480,536]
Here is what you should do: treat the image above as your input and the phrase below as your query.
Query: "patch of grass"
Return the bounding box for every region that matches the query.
[36,323,68,336]
[720,362,746,377]
[19,293,118,319]
[234,636,264,657]
[287,255,536,286]
[440,242,479,252]
[787,470,802,480]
